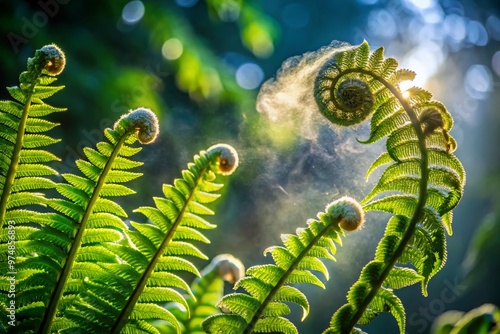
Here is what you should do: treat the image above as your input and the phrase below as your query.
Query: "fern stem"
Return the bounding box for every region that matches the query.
[0,84,35,229]
[332,69,429,333]
[110,165,209,334]
[38,134,128,334]
[243,217,342,334]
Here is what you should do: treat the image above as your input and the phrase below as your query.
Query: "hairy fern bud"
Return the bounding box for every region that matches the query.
[39,44,66,76]
[211,254,245,284]
[114,107,159,144]
[207,143,239,175]
[38,44,66,76]
[326,196,365,231]
[315,63,374,126]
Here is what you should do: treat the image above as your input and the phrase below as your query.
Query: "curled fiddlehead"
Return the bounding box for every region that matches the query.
[312,41,465,333]
[37,108,159,333]
[202,196,365,334]
[0,44,69,332]
[57,144,239,334]
[0,44,66,230]
[316,76,373,127]
[159,254,245,333]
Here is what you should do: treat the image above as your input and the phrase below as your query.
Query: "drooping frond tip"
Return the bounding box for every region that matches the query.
[210,254,245,284]
[35,43,66,76]
[326,196,365,231]
[207,143,239,176]
[114,107,159,144]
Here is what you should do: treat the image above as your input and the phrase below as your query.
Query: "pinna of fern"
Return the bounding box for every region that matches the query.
[57,144,239,334]
[158,254,245,334]
[202,196,365,334]
[310,40,465,333]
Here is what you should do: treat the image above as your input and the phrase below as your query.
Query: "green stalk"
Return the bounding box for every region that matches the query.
[331,69,429,333]
[243,217,342,334]
[38,135,128,334]
[110,165,209,333]
[0,83,35,229]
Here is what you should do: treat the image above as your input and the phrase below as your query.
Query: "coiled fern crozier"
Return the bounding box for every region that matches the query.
[0,44,65,230]
[314,41,464,333]
[0,44,67,331]
[161,254,245,333]
[49,143,238,333]
[203,197,366,334]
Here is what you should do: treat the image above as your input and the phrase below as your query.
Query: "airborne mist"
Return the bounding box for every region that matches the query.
[228,41,386,276]
[256,41,354,140]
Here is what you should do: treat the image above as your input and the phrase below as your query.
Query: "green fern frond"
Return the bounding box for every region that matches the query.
[313,41,465,333]
[0,45,66,230]
[57,144,238,334]
[202,197,365,334]
[21,108,159,333]
[0,45,68,332]
[157,254,245,334]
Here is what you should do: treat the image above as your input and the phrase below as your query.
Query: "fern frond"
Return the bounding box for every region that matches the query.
[157,254,245,334]
[57,144,238,334]
[0,44,66,230]
[313,41,465,333]
[25,108,160,333]
[0,45,68,332]
[202,197,365,334]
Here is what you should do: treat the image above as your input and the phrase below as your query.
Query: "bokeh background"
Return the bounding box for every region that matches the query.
[1,0,499,333]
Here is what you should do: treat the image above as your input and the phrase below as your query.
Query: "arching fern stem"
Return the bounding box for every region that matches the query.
[38,134,129,334]
[243,216,342,334]
[0,81,35,229]
[110,164,210,334]
[331,68,429,333]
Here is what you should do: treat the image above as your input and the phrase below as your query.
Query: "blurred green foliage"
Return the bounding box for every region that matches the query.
[431,304,500,334]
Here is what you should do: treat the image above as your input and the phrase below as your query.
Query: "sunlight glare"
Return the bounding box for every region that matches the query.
[162,38,183,60]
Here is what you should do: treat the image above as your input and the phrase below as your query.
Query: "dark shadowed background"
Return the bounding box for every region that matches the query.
[1,0,499,333]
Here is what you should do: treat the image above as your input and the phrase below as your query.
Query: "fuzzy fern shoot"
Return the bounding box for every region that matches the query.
[160,254,245,333]
[0,44,67,332]
[0,44,66,230]
[202,196,365,334]
[37,107,159,333]
[311,41,465,333]
[57,143,239,333]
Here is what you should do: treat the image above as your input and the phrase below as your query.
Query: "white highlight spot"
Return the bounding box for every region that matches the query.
[122,1,145,24]
[464,64,493,100]
[492,51,500,77]
[162,38,183,60]
[236,63,264,90]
